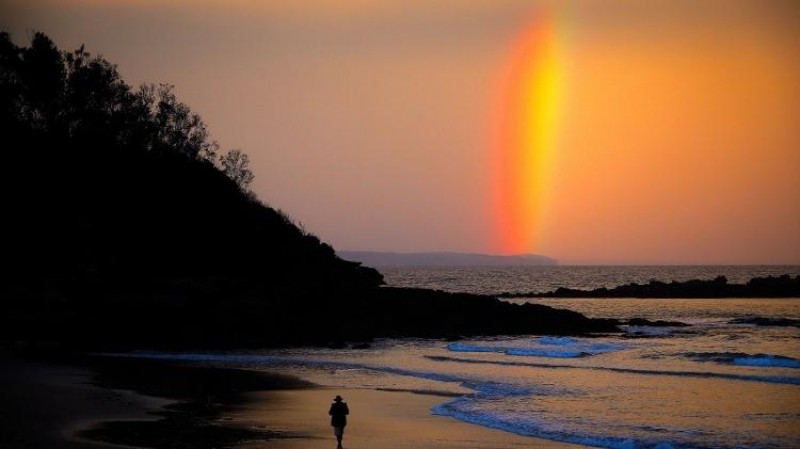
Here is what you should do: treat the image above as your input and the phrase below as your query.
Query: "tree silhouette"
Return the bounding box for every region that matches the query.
[2,31,222,173]
[219,148,254,190]
[0,30,383,289]
[152,83,219,161]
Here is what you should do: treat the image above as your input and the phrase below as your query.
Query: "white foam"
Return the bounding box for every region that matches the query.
[733,355,800,369]
[506,348,585,358]
[538,336,576,346]
[448,338,626,359]
[447,343,503,353]
[432,398,683,449]
[684,352,800,370]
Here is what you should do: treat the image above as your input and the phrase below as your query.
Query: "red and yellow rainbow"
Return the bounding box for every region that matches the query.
[491,10,566,255]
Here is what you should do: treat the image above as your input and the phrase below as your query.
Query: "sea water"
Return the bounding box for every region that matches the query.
[127,266,800,449]
[378,265,800,295]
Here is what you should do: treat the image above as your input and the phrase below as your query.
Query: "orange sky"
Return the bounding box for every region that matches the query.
[547,3,800,264]
[3,0,799,264]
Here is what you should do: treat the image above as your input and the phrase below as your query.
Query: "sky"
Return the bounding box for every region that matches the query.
[3,0,799,265]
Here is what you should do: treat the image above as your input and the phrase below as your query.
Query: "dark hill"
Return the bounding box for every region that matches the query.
[0,32,617,349]
[0,31,382,291]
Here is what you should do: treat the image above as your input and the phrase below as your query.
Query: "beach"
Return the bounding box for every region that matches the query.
[237,388,586,449]
[0,352,169,449]
[0,351,586,449]
[5,287,798,449]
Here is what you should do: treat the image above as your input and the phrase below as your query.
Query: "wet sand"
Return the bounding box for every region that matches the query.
[235,387,587,449]
[0,354,169,449]
[1,352,588,449]
[0,352,301,449]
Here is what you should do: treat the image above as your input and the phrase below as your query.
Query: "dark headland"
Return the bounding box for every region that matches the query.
[498,275,800,299]
[0,31,613,352]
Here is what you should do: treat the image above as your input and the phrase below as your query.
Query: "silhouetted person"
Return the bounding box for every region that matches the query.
[329,395,349,448]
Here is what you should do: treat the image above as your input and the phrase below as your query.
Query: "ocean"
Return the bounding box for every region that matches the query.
[125,266,800,449]
[378,265,800,295]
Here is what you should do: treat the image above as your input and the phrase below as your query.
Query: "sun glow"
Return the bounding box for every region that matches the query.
[492,9,566,254]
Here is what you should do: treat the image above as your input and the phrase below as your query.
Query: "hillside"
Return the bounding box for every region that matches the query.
[0,31,382,290]
[0,32,617,349]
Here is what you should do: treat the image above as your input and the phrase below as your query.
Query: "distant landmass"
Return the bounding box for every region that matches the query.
[339,251,557,267]
[498,275,800,299]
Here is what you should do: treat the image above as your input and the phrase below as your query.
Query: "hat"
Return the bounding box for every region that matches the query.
[334,395,343,402]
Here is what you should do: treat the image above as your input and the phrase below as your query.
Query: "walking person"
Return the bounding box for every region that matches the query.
[329,395,349,448]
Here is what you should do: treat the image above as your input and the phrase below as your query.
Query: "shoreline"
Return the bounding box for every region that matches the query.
[1,350,589,449]
[0,352,168,449]
[76,354,311,448]
[0,350,309,449]
[236,386,589,449]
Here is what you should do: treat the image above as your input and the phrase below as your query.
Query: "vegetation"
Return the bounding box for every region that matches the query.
[0,31,387,345]
[0,31,381,286]
[0,32,617,349]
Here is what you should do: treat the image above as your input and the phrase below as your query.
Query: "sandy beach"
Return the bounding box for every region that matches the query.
[1,351,587,449]
[0,353,169,449]
[237,387,587,449]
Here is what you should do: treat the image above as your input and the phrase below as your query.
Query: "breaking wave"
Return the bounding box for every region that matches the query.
[447,336,625,359]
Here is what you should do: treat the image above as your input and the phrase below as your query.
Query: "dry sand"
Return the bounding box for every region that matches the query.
[235,387,588,449]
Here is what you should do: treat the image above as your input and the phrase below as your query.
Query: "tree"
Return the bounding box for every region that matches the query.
[152,83,218,162]
[0,31,225,164]
[0,31,23,128]
[1,31,384,290]
[218,148,254,191]
[63,43,130,141]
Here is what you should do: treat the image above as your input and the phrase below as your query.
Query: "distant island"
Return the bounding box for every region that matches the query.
[498,275,800,299]
[339,251,557,267]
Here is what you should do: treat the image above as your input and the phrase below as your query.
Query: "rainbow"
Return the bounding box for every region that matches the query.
[491,9,566,255]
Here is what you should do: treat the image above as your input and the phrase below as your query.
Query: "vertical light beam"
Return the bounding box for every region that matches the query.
[492,10,565,254]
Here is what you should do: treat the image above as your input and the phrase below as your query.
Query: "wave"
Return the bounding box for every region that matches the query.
[375,387,462,398]
[684,352,800,369]
[505,348,585,358]
[426,355,800,386]
[103,350,798,449]
[729,316,800,328]
[448,343,585,358]
[624,326,678,337]
[448,337,626,359]
[99,351,537,397]
[448,343,505,353]
[432,398,706,449]
[104,350,800,386]
[431,395,795,449]
[538,336,575,345]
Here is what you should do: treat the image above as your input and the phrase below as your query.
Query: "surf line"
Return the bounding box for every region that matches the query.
[425,355,800,386]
